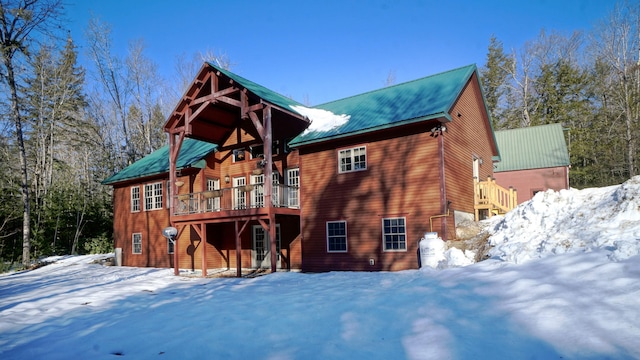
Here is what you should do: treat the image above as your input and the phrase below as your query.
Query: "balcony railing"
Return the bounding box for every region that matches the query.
[172,184,300,216]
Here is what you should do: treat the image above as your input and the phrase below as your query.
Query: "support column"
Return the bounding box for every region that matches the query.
[201,222,207,277]
[263,106,277,273]
[169,133,185,276]
[235,220,241,278]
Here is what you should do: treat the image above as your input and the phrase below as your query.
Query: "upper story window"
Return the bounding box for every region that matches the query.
[250,141,280,158]
[144,182,163,211]
[233,148,246,162]
[338,146,366,173]
[131,186,140,212]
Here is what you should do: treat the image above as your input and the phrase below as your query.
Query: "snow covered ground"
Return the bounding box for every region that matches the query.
[2,178,640,359]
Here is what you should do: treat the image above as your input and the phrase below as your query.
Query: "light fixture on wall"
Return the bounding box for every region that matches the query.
[175,180,184,187]
[224,174,230,184]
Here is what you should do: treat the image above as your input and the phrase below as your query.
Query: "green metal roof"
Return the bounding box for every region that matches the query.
[102,138,217,185]
[494,123,570,172]
[207,62,305,115]
[289,64,477,146]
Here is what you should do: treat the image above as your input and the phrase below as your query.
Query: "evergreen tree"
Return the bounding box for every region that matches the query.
[480,35,513,129]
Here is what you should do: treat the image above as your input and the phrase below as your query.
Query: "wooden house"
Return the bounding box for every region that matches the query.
[103,63,510,275]
[492,124,570,204]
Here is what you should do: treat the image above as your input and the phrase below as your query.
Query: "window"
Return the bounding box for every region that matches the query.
[131,186,140,212]
[132,233,142,254]
[144,182,163,211]
[286,168,299,208]
[339,146,366,173]
[233,148,245,162]
[250,174,265,208]
[206,178,221,211]
[382,217,406,251]
[167,237,174,254]
[233,177,246,209]
[327,221,347,252]
[250,141,280,158]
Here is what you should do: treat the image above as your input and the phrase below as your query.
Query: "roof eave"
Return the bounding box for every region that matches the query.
[289,112,450,148]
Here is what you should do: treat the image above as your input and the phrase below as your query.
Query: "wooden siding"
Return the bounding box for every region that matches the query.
[112,146,302,270]
[493,166,569,204]
[175,217,301,271]
[299,75,497,271]
[113,182,172,268]
[444,73,496,221]
[299,125,444,272]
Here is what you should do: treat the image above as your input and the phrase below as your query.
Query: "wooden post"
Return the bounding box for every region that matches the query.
[169,133,185,276]
[201,222,207,277]
[235,220,241,278]
[263,106,277,273]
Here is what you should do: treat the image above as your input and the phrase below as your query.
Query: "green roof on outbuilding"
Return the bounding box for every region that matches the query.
[101,138,217,185]
[494,123,570,172]
[289,64,477,146]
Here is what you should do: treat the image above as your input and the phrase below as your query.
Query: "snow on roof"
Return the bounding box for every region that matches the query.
[290,105,350,133]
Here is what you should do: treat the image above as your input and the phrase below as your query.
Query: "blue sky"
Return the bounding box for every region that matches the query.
[65,0,618,106]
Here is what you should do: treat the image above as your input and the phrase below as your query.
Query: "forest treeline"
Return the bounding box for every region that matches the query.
[0,0,638,266]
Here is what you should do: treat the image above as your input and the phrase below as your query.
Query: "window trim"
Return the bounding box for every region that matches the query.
[338,145,367,174]
[132,233,142,254]
[130,186,140,213]
[382,217,407,252]
[144,182,163,211]
[326,220,348,253]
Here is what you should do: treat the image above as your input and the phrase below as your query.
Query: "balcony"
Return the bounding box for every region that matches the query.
[173,184,300,216]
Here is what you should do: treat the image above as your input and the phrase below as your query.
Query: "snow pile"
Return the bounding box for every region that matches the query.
[290,104,350,132]
[488,176,640,264]
[2,251,640,359]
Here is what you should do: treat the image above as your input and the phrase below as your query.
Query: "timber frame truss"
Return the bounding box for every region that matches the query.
[163,63,309,277]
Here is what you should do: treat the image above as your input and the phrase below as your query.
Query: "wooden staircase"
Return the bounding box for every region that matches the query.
[474,177,518,220]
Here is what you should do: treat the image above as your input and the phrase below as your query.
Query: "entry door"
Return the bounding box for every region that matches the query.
[252,225,281,269]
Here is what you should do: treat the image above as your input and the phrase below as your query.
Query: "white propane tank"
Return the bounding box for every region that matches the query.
[419,232,445,269]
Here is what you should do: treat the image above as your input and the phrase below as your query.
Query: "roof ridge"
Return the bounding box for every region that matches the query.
[496,123,563,133]
[206,61,305,110]
[314,64,477,107]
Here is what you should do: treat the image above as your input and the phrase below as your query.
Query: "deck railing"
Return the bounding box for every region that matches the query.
[474,177,517,220]
[173,184,300,215]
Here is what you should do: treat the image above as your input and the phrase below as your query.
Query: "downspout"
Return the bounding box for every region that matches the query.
[437,129,448,240]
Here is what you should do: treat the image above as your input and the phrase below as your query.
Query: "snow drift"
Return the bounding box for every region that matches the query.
[487,175,640,264]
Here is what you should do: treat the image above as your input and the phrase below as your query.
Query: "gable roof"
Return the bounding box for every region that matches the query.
[494,123,570,172]
[208,62,305,116]
[101,138,217,185]
[289,64,478,147]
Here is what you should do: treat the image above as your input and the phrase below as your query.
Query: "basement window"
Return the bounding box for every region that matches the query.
[132,233,142,254]
[382,217,407,252]
[327,221,348,253]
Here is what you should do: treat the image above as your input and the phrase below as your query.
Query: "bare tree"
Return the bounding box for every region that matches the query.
[589,1,640,178]
[0,0,64,266]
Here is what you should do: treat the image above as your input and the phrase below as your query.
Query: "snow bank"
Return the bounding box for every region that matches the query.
[487,176,640,264]
[290,105,350,132]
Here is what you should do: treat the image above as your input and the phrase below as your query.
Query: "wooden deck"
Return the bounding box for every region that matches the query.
[474,177,517,220]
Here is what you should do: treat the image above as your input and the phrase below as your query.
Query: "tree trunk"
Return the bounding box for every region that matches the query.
[3,56,31,266]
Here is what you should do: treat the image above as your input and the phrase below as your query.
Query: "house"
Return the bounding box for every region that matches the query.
[492,123,570,204]
[103,62,506,275]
